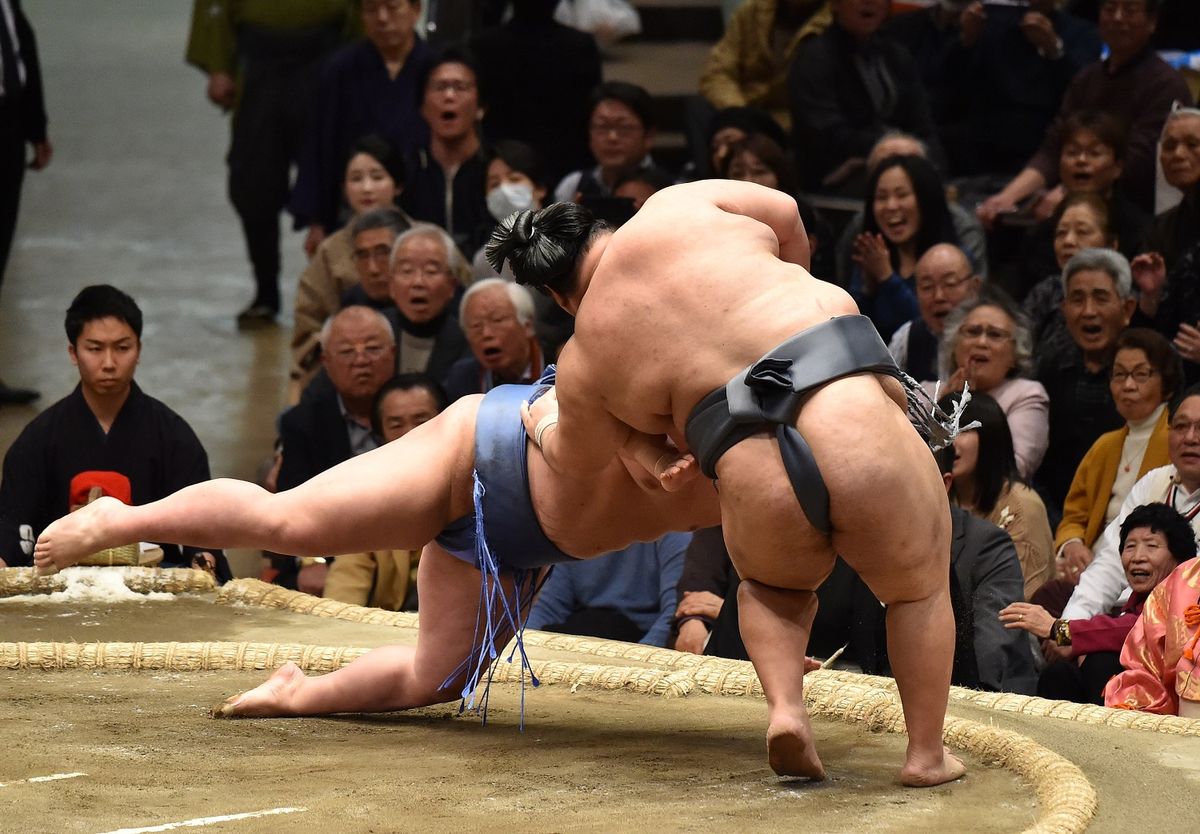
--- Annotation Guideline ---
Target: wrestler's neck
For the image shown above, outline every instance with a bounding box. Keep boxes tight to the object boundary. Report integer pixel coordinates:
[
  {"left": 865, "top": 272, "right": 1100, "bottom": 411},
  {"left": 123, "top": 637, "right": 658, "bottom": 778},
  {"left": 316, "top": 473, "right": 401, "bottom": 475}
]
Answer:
[{"left": 554, "top": 232, "right": 612, "bottom": 316}]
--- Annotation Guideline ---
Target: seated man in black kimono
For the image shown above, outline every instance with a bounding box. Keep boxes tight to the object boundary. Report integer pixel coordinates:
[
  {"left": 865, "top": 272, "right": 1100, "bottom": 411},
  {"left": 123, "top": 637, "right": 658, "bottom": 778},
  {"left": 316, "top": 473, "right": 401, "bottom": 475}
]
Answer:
[{"left": 0, "top": 285, "right": 229, "bottom": 580}]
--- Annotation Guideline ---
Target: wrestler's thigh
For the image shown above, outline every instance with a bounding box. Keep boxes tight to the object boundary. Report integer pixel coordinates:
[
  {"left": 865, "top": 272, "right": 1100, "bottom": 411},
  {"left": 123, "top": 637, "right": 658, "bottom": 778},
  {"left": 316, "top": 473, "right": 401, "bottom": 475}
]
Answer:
[
  {"left": 277, "top": 396, "right": 481, "bottom": 551},
  {"left": 799, "top": 381, "right": 952, "bottom": 604},
  {"left": 716, "top": 433, "right": 837, "bottom": 591}
]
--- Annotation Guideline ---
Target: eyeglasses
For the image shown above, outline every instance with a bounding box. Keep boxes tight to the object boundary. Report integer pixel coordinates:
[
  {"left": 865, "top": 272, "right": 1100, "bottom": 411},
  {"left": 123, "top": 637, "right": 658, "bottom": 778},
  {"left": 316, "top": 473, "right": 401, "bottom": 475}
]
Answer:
[
  {"left": 590, "top": 121, "right": 642, "bottom": 138},
  {"left": 466, "top": 313, "right": 517, "bottom": 336},
  {"left": 331, "top": 343, "right": 389, "bottom": 364},
  {"left": 1111, "top": 367, "right": 1157, "bottom": 384},
  {"left": 394, "top": 261, "right": 448, "bottom": 281},
  {"left": 916, "top": 275, "right": 971, "bottom": 295},
  {"left": 353, "top": 244, "right": 392, "bottom": 264},
  {"left": 959, "top": 324, "right": 1013, "bottom": 344},
  {"left": 1169, "top": 419, "right": 1200, "bottom": 437},
  {"left": 428, "top": 79, "right": 475, "bottom": 95}
]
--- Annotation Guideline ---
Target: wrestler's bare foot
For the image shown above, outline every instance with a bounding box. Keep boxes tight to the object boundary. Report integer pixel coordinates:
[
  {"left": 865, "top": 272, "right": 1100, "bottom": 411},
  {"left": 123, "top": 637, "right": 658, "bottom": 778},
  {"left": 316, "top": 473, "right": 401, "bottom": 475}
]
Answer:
[
  {"left": 767, "top": 715, "right": 825, "bottom": 780},
  {"left": 656, "top": 453, "right": 700, "bottom": 492},
  {"left": 899, "top": 746, "right": 966, "bottom": 787},
  {"left": 33, "top": 496, "right": 126, "bottom": 575},
  {"left": 212, "top": 662, "right": 306, "bottom": 719}
]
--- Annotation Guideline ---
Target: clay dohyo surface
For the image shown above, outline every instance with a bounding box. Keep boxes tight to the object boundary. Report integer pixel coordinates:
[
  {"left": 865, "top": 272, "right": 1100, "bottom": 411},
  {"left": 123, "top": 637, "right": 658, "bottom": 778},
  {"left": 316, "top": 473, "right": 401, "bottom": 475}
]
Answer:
[
  {"left": 2, "top": 598, "right": 1036, "bottom": 834},
  {"left": 4, "top": 596, "right": 1198, "bottom": 833}
]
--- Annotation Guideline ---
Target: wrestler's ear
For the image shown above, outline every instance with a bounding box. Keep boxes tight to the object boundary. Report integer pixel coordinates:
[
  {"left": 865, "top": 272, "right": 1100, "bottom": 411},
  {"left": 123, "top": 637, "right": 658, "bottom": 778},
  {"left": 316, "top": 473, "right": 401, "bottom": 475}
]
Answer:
[{"left": 546, "top": 287, "right": 574, "bottom": 315}]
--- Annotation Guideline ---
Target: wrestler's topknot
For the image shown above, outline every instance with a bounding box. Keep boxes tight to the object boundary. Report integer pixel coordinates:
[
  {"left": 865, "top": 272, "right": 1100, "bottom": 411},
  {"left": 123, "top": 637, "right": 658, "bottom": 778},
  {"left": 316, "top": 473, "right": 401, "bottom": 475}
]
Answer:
[{"left": 485, "top": 202, "right": 607, "bottom": 297}]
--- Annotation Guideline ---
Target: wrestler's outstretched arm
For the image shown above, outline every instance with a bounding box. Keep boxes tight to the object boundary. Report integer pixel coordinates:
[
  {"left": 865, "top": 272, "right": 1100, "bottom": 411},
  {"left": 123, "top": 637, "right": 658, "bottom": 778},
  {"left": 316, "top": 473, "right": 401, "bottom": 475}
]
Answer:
[{"left": 33, "top": 397, "right": 481, "bottom": 574}]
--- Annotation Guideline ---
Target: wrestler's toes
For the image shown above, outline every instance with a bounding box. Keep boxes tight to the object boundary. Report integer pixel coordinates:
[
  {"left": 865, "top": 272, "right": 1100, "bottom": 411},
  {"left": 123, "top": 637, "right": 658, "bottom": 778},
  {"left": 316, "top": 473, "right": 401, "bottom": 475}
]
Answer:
[{"left": 211, "top": 693, "right": 246, "bottom": 720}]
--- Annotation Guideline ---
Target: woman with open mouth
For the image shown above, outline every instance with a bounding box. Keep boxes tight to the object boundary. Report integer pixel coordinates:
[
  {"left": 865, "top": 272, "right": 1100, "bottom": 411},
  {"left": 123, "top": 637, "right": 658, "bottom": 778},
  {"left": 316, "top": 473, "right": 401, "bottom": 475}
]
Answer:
[
  {"left": 934, "top": 291, "right": 1049, "bottom": 479},
  {"left": 1001, "top": 501, "right": 1193, "bottom": 707},
  {"left": 848, "top": 155, "right": 964, "bottom": 342}
]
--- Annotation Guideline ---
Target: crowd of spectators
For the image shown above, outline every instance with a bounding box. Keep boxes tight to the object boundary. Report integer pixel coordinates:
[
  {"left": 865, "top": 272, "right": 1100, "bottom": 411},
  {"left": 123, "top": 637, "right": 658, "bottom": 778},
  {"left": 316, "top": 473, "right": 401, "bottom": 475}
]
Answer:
[{"left": 2, "top": 0, "right": 1199, "bottom": 714}]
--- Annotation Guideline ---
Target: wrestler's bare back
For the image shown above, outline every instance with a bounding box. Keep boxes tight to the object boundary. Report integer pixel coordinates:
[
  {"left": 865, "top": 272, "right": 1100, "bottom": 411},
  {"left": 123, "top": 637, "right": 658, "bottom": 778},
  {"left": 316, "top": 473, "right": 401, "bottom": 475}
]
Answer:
[{"left": 565, "top": 180, "right": 874, "bottom": 438}]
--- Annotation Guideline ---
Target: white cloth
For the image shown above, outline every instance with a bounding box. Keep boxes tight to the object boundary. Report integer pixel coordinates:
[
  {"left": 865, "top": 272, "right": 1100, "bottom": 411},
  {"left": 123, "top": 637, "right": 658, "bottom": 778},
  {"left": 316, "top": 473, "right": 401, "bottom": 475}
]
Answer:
[
  {"left": 398, "top": 331, "right": 435, "bottom": 376},
  {"left": 1062, "top": 465, "right": 1200, "bottom": 619},
  {"left": 1105, "top": 403, "right": 1166, "bottom": 524}
]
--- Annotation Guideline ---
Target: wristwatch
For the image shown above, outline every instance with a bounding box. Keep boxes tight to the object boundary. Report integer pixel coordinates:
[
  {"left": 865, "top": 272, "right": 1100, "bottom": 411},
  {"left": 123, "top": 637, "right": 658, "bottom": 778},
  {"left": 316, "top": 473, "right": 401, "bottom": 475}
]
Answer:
[{"left": 1052, "top": 619, "right": 1072, "bottom": 647}]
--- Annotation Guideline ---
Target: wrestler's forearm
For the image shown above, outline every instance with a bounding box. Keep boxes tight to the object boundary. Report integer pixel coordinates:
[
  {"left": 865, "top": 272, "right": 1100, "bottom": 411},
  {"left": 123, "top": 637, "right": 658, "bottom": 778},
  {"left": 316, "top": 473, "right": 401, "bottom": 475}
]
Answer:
[{"left": 540, "top": 418, "right": 627, "bottom": 476}]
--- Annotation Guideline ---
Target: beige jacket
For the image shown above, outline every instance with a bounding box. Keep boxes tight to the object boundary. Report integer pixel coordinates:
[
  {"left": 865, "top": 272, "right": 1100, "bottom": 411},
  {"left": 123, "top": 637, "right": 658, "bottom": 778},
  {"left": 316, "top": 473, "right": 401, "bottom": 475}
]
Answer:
[
  {"left": 290, "top": 227, "right": 358, "bottom": 389},
  {"left": 699, "top": 0, "right": 831, "bottom": 132},
  {"left": 985, "top": 482, "right": 1055, "bottom": 601},
  {"left": 323, "top": 549, "right": 420, "bottom": 612}
]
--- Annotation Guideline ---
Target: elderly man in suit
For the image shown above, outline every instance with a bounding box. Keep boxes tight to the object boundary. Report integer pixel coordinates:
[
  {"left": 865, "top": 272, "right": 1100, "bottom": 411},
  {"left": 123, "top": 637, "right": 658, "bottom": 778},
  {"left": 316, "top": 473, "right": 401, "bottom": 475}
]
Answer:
[{"left": 274, "top": 305, "right": 396, "bottom": 592}]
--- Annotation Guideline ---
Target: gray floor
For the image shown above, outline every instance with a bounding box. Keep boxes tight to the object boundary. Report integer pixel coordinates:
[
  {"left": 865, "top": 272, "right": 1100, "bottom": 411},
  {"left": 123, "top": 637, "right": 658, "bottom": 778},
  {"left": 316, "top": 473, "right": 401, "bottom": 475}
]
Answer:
[
  {"left": 0, "top": 1, "right": 709, "bottom": 575},
  {"left": 1, "top": 0, "right": 303, "bottom": 476}
]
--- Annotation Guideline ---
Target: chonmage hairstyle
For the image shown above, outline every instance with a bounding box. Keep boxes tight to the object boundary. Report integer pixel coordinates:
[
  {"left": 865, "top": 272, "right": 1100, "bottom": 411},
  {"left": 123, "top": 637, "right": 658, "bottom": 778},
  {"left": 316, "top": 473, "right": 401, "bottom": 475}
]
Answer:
[
  {"left": 65, "top": 285, "right": 143, "bottom": 344},
  {"left": 484, "top": 202, "right": 609, "bottom": 296}
]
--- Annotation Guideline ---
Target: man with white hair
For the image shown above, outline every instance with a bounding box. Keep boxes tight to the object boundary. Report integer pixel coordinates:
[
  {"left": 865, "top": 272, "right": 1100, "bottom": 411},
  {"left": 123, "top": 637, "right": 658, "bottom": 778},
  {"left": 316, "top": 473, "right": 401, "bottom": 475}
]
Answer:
[
  {"left": 385, "top": 224, "right": 470, "bottom": 383},
  {"left": 274, "top": 305, "right": 397, "bottom": 592},
  {"left": 443, "top": 278, "right": 545, "bottom": 401}
]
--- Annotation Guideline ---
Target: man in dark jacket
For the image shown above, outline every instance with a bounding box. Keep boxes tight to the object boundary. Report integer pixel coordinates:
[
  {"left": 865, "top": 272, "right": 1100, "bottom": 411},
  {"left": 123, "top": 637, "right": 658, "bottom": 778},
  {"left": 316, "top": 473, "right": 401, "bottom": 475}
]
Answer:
[
  {"left": 787, "top": 0, "right": 945, "bottom": 191},
  {"left": 274, "top": 305, "right": 396, "bottom": 591}
]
